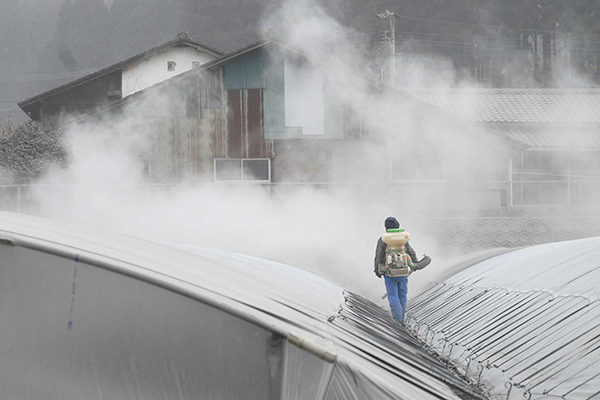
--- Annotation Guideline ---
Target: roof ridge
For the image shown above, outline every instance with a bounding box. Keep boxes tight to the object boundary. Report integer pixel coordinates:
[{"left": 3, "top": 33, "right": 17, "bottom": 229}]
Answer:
[
  {"left": 19, "top": 34, "right": 225, "bottom": 111},
  {"left": 407, "top": 87, "right": 600, "bottom": 122}
]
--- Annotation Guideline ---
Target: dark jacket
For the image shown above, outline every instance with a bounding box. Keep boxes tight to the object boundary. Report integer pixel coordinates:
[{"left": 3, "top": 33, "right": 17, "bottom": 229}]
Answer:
[{"left": 374, "top": 237, "right": 418, "bottom": 278}]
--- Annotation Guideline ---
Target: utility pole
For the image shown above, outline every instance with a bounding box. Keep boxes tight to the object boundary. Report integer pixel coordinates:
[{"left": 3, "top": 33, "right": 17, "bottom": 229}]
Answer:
[{"left": 377, "top": 10, "right": 398, "bottom": 87}]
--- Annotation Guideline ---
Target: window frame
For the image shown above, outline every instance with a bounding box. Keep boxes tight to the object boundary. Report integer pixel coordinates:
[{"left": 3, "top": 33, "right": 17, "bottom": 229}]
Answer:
[{"left": 214, "top": 158, "right": 271, "bottom": 183}]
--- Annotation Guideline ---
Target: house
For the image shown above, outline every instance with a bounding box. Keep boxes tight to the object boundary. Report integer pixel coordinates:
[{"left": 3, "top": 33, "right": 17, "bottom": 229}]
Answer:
[
  {"left": 20, "top": 36, "right": 600, "bottom": 251},
  {"left": 408, "top": 89, "right": 600, "bottom": 207},
  {"left": 99, "top": 39, "right": 528, "bottom": 210},
  {"left": 18, "top": 36, "right": 526, "bottom": 212},
  {"left": 18, "top": 33, "right": 224, "bottom": 129}
]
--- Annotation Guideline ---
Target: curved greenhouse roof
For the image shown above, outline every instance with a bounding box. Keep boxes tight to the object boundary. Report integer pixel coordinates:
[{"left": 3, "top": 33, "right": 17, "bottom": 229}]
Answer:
[
  {"left": 408, "top": 237, "right": 600, "bottom": 400},
  {"left": 0, "top": 211, "right": 484, "bottom": 400}
]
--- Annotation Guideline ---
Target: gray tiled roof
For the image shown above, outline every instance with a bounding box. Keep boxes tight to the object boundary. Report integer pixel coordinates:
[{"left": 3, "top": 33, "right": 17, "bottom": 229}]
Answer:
[
  {"left": 407, "top": 88, "right": 600, "bottom": 123},
  {"left": 501, "top": 129, "right": 600, "bottom": 148}
]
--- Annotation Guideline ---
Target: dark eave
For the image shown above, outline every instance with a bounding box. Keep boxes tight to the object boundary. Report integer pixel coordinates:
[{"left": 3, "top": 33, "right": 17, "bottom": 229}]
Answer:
[
  {"left": 18, "top": 36, "right": 224, "bottom": 116},
  {"left": 201, "top": 39, "right": 271, "bottom": 70}
]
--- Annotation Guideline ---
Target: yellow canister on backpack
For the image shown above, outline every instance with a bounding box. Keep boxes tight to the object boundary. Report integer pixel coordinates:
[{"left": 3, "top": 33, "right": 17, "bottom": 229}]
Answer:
[{"left": 382, "top": 229, "right": 410, "bottom": 250}]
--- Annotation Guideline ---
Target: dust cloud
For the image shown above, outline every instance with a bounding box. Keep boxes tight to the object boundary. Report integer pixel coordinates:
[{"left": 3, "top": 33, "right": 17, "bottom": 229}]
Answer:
[{"left": 17, "top": 0, "right": 595, "bottom": 307}]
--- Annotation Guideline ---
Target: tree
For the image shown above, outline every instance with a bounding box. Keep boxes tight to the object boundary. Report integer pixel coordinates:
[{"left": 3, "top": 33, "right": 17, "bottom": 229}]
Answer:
[
  {"left": 562, "top": 1, "right": 600, "bottom": 82},
  {"left": 37, "top": 0, "right": 79, "bottom": 74},
  {"left": 0, "top": 120, "right": 67, "bottom": 183},
  {"left": 0, "top": 0, "right": 28, "bottom": 106},
  {"left": 0, "top": 0, "right": 27, "bottom": 72},
  {"left": 69, "top": 0, "right": 114, "bottom": 67},
  {"left": 178, "top": 0, "right": 264, "bottom": 51},
  {"left": 38, "top": 0, "right": 114, "bottom": 75},
  {"left": 111, "top": 0, "right": 183, "bottom": 59}
]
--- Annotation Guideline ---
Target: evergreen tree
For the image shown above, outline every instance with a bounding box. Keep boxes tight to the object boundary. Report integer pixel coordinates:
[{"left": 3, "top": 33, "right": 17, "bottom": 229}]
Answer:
[
  {"left": 0, "top": 120, "right": 67, "bottom": 184},
  {"left": 69, "top": 0, "right": 115, "bottom": 67},
  {"left": 563, "top": 1, "right": 600, "bottom": 81},
  {"left": 0, "top": 0, "right": 27, "bottom": 73},
  {"left": 111, "top": 0, "right": 183, "bottom": 59},
  {"left": 178, "top": 0, "right": 263, "bottom": 51},
  {"left": 21, "top": 0, "right": 63, "bottom": 75},
  {"left": 7, "top": 0, "right": 600, "bottom": 96},
  {"left": 0, "top": 0, "right": 27, "bottom": 99},
  {"left": 38, "top": 0, "right": 81, "bottom": 74},
  {"left": 38, "top": 0, "right": 114, "bottom": 75},
  {"left": 108, "top": 0, "right": 140, "bottom": 59}
]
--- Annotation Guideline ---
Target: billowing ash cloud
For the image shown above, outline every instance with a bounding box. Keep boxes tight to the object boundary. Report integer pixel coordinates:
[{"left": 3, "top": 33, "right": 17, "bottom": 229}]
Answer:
[{"left": 20, "top": 0, "right": 598, "bottom": 304}]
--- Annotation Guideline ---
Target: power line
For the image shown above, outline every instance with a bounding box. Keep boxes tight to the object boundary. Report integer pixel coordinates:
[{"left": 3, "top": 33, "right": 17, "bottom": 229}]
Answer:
[
  {"left": 396, "top": 28, "right": 600, "bottom": 48},
  {"left": 398, "top": 36, "right": 600, "bottom": 56},
  {"left": 399, "top": 38, "right": 525, "bottom": 51},
  {"left": 398, "top": 14, "right": 600, "bottom": 41},
  {"left": 344, "top": 24, "right": 600, "bottom": 51}
]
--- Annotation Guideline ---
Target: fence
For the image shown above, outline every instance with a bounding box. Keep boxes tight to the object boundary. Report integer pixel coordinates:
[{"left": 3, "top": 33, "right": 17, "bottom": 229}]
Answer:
[{"left": 414, "top": 216, "right": 600, "bottom": 253}]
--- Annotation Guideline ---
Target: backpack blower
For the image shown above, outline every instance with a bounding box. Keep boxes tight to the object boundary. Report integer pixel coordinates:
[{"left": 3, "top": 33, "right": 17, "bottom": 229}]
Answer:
[{"left": 379, "top": 228, "right": 432, "bottom": 299}]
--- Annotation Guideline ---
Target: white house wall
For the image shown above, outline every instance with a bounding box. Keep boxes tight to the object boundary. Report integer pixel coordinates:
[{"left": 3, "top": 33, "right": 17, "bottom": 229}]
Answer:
[
  {"left": 284, "top": 59, "right": 325, "bottom": 135},
  {"left": 122, "top": 47, "right": 215, "bottom": 98}
]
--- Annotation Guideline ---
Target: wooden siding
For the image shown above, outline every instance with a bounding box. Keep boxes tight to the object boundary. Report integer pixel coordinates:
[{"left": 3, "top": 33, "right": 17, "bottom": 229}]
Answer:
[
  {"left": 227, "top": 90, "right": 243, "bottom": 158},
  {"left": 246, "top": 89, "right": 265, "bottom": 158},
  {"left": 147, "top": 111, "right": 226, "bottom": 183},
  {"left": 40, "top": 71, "right": 122, "bottom": 129},
  {"left": 221, "top": 46, "right": 284, "bottom": 140},
  {"left": 150, "top": 119, "right": 193, "bottom": 182},
  {"left": 140, "top": 69, "right": 272, "bottom": 182},
  {"left": 226, "top": 89, "right": 266, "bottom": 158},
  {"left": 142, "top": 70, "right": 227, "bottom": 182}
]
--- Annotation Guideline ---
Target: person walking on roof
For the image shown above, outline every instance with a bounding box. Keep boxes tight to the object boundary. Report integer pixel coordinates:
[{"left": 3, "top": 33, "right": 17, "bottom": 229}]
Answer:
[{"left": 374, "top": 217, "right": 418, "bottom": 323}]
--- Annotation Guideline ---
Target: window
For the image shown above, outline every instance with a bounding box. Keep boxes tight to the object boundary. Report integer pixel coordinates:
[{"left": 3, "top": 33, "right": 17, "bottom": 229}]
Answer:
[
  {"left": 107, "top": 71, "right": 122, "bottom": 99},
  {"left": 167, "top": 61, "right": 177, "bottom": 71},
  {"left": 214, "top": 159, "right": 270, "bottom": 182},
  {"left": 391, "top": 158, "right": 445, "bottom": 181}
]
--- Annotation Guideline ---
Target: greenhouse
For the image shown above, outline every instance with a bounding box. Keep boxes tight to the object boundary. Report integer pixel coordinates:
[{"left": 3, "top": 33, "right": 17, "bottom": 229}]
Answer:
[
  {"left": 0, "top": 211, "right": 482, "bottom": 400},
  {"left": 408, "top": 237, "right": 600, "bottom": 400}
]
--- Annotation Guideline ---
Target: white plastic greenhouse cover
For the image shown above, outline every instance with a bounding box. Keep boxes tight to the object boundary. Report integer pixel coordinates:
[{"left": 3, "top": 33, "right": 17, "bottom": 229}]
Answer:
[
  {"left": 407, "top": 236, "right": 600, "bottom": 400},
  {"left": 0, "top": 211, "right": 485, "bottom": 400}
]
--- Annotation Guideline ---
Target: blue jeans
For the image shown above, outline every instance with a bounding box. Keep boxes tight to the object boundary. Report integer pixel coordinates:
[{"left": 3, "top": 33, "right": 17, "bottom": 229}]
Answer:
[{"left": 384, "top": 275, "right": 409, "bottom": 322}]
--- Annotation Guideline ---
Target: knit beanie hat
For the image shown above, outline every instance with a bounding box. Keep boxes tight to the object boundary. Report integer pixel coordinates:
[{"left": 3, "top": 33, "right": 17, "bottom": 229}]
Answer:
[{"left": 384, "top": 217, "right": 400, "bottom": 230}]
